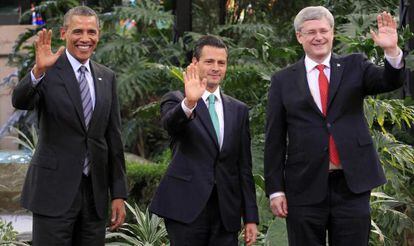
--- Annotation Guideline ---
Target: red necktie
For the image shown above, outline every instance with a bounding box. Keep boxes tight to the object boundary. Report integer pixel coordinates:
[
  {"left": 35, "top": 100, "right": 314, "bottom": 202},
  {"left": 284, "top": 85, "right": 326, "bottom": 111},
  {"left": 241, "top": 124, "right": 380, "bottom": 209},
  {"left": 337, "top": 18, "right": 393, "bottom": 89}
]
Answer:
[{"left": 316, "top": 64, "right": 340, "bottom": 166}]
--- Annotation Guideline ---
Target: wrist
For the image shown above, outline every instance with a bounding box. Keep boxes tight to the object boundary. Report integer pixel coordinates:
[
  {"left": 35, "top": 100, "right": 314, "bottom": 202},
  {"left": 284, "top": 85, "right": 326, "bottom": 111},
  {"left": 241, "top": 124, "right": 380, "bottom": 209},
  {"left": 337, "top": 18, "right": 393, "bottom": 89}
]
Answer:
[
  {"left": 384, "top": 46, "right": 400, "bottom": 57},
  {"left": 33, "top": 64, "right": 46, "bottom": 79},
  {"left": 184, "top": 98, "right": 197, "bottom": 109}
]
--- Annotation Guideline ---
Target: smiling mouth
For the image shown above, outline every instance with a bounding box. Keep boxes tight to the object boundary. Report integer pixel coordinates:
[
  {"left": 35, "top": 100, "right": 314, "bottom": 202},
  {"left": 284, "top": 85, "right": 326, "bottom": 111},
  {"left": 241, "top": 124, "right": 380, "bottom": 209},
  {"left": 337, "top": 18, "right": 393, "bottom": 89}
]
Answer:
[{"left": 76, "top": 45, "right": 93, "bottom": 51}]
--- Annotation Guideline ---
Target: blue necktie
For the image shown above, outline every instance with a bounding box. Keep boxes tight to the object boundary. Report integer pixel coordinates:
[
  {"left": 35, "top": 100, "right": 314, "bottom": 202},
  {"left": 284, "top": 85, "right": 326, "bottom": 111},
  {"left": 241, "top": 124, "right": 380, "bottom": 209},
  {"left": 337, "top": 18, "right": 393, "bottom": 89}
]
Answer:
[
  {"left": 208, "top": 94, "right": 220, "bottom": 143},
  {"left": 78, "top": 66, "right": 93, "bottom": 175}
]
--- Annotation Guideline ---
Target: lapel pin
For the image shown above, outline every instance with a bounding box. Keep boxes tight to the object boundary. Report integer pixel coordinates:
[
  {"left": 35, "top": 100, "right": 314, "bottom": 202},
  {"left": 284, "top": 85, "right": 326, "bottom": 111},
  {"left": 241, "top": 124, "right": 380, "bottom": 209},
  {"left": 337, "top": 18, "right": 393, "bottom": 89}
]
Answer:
[
  {"left": 98, "top": 77, "right": 102, "bottom": 81},
  {"left": 337, "top": 63, "right": 341, "bottom": 67}
]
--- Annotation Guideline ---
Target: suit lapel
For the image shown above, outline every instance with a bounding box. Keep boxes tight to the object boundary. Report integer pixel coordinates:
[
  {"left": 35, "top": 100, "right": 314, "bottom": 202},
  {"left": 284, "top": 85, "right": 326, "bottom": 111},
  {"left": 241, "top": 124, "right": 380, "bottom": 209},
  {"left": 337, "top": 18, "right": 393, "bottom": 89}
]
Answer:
[
  {"left": 328, "top": 54, "right": 344, "bottom": 108},
  {"left": 88, "top": 61, "right": 103, "bottom": 131},
  {"left": 195, "top": 97, "right": 220, "bottom": 150},
  {"left": 220, "top": 93, "right": 233, "bottom": 153},
  {"left": 56, "top": 53, "right": 86, "bottom": 130},
  {"left": 293, "top": 58, "right": 324, "bottom": 118}
]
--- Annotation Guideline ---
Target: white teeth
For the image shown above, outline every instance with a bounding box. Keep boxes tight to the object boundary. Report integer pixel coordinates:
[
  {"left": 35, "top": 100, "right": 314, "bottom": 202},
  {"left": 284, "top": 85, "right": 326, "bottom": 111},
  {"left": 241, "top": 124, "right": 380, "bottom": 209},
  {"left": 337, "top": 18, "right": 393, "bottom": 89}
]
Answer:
[{"left": 77, "top": 45, "right": 90, "bottom": 50}]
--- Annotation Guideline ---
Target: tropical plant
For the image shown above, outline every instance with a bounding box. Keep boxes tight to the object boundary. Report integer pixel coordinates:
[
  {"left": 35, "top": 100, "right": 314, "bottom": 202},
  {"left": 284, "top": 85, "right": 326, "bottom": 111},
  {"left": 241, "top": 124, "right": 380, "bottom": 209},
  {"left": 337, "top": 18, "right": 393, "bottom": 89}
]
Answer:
[
  {"left": 0, "top": 218, "right": 29, "bottom": 246},
  {"left": 105, "top": 202, "right": 168, "bottom": 246},
  {"left": 5, "top": 126, "right": 38, "bottom": 154}
]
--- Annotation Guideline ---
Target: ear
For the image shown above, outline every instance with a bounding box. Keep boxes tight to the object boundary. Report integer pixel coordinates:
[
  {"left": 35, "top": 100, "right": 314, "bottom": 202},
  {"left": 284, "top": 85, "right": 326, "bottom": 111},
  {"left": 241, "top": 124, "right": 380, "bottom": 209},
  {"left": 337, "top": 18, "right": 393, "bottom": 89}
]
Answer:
[
  {"left": 296, "top": 32, "right": 303, "bottom": 44},
  {"left": 192, "top": 57, "right": 198, "bottom": 64},
  {"left": 60, "top": 27, "right": 66, "bottom": 40}
]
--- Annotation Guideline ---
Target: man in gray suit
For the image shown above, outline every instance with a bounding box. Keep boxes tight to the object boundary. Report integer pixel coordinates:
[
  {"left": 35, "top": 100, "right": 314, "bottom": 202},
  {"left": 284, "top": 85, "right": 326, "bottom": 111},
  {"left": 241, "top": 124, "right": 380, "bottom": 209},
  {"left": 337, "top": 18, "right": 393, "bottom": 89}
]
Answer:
[{"left": 12, "top": 6, "right": 127, "bottom": 246}]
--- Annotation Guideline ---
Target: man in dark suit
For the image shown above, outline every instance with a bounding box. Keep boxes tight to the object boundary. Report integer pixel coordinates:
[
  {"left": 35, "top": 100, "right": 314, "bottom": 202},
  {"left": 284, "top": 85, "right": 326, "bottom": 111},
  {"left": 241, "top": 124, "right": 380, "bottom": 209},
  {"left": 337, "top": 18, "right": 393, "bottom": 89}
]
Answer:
[
  {"left": 12, "top": 6, "right": 127, "bottom": 246},
  {"left": 150, "top": 35, "right": 259, "bottom": 246},
  {"left": 264, "top": 6, "right": 404, "bottom": 245}
]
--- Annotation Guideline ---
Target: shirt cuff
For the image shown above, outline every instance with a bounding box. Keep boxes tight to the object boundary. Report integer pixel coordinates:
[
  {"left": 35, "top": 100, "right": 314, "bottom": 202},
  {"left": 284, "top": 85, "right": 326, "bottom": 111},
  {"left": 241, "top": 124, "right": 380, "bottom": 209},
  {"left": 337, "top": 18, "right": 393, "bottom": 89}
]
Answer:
[
  {"left": 30, "top": 69, "right": 45, "bottom": 85},
  {"left": 181, "top": 98, "right": 196, "bottom": 118},
  {"left": 385, "top": 47, "right": 404, "bottom": 69},
  {"left": 269, "top": 191, "right": 285, "bottom": 200}
]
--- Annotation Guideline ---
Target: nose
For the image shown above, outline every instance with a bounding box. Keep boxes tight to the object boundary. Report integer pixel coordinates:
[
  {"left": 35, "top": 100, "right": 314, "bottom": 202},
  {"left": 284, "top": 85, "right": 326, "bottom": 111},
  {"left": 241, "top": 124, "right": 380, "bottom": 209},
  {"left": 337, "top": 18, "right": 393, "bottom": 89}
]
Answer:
[{"left": 212, "top": 62, "right": 219, "bottom": 71}]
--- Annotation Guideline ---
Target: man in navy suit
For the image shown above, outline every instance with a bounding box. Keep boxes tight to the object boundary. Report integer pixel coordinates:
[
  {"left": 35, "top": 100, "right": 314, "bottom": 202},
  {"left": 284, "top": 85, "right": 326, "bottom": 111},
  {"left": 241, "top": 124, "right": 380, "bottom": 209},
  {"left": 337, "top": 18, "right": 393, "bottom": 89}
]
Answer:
[
  {"left": 12, "top": 6, "right": 127, "bottom": 245},
  {"left": 150, "top": 35, "right": 259, "bottom": 245},
  {"left": 264, "top": 6, "right": 404, "bottom": 245}
]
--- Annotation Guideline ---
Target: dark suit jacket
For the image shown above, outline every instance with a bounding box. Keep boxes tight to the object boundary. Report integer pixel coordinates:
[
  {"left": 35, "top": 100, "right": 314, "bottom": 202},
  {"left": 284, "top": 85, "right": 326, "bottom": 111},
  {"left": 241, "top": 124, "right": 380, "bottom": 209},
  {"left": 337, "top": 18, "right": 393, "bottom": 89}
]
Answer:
[
  {"left": 149, "top": 90, "right": 259, "bottom": 232},
  {"left": 264, "top": 53, "right": 404, "bottom": 206},
  {"left": 12, "top": 53, "right": 128, "bottom": 219}
]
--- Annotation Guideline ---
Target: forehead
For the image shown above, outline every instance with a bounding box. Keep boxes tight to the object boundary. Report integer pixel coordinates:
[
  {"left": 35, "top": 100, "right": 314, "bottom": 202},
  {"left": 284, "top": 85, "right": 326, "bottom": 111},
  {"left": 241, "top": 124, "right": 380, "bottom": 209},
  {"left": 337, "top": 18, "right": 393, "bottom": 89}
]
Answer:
[
  {"left": 67, "top": 15, "right": 99, "bottom": 29},
  {"left": 199, "top": 46, "right": 227, "bottom": 60},
  {"left": 301, "top": 17, "right": 331, "bottom": 30}
]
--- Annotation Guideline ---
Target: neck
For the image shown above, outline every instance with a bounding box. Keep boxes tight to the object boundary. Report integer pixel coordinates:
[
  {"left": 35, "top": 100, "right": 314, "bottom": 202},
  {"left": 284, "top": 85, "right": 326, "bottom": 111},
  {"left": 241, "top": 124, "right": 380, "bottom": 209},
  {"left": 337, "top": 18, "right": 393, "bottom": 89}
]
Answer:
[{"left": 206, "top": 84, "right": 219, "bottom": 93}]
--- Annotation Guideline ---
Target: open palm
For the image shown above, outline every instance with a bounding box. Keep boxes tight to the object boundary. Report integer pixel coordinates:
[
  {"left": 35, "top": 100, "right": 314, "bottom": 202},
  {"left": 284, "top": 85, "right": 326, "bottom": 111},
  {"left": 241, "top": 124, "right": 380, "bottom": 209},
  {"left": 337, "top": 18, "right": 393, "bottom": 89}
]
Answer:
[
  {"left": 34, "top": 29, "right": 64, "bottom": 77},
  {"left": 371, "top": 12, "right": 398, "bottom": 53}
]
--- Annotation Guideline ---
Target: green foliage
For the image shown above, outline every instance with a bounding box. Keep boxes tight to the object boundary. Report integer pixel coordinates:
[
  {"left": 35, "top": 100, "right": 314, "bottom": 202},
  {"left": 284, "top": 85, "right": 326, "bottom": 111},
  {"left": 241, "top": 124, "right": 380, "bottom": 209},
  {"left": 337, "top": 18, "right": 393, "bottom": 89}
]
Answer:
[
  {"left": 6, "top": 126, "right": 38, "bottom": 154},
  {"left": 0, "top": 219, "right": 17, "bottom": 242},
  {"left": 105, "top": 202, "right": 168, "bottom": 246},
  {"left": 126, "top": 161, "right": 167, "bottom": 208}
]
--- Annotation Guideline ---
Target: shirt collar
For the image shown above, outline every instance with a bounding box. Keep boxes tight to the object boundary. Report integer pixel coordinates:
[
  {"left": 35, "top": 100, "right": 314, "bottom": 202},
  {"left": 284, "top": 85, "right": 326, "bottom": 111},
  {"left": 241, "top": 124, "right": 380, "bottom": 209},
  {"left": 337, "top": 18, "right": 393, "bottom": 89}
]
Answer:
[
  {"left": 304, "top": 53, "right": 331, "bottom": 73},
  {"left": 66, "top": 49, "right": 91, "bottom": 73},
  {"left": 202, "top": 87, "right": 222, "bottom": 104}
]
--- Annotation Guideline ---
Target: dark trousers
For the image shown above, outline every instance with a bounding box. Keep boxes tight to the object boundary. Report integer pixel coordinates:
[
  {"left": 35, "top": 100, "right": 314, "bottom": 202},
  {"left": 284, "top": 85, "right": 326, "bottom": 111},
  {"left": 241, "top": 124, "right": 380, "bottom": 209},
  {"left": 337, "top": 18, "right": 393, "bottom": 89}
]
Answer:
[
  {"left": 164, "top": 186, "right": 238, "bottom": 246},
  {"left": 286, "top": 170, "right": 371, "bottom": 246},
  {"left": 32, "top": 175, "right": 106, "bottom": 246}
]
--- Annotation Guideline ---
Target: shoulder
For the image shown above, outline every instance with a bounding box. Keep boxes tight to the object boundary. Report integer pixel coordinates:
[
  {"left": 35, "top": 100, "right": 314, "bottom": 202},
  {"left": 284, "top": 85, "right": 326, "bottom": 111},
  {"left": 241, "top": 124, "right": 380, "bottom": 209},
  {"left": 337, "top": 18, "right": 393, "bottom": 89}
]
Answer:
[
  {"left": 161, "top": 90, "right": 184, "bottom": 103},
  {"left": 333, "top": 53, "right": 366, "bottom": 64},
  {"left": 222, "top": 94, "right": 248, "bottom": 112},
  {"left": 91, "top": 60, "right": 115, "bottom": 77},
  {"left": 271, "top": 60, "right": 302, "bottom": 83}
]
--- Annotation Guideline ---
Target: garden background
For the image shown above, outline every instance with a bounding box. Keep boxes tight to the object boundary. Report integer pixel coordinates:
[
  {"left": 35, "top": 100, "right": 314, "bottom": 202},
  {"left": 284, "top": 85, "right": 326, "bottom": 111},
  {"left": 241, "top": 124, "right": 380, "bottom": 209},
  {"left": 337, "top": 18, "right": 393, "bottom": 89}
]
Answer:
[{"left": 1, "top": 0, "right": 414, "bottom": 245}]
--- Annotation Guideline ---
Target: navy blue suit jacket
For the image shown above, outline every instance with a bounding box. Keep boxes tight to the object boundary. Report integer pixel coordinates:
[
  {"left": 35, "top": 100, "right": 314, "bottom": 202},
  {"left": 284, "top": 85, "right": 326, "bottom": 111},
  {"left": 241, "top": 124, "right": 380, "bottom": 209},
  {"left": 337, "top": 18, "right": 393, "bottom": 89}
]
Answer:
[
  {"left": 150, "top": 90, "right": 259, "bottom": 232},
  {"left": 264, "top": 53, "right": 404, "bottom": 206}
]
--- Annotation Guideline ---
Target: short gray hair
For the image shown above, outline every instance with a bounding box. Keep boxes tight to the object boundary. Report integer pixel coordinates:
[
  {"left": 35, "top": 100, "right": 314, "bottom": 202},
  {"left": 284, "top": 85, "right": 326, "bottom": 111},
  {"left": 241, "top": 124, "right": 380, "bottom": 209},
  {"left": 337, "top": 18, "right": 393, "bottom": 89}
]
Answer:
[
  {"left": 63, "top": 6, "right": 99, "bottom": 29},
  {"left": 293, "top": 6, "right": 334, "bottom": 32}
]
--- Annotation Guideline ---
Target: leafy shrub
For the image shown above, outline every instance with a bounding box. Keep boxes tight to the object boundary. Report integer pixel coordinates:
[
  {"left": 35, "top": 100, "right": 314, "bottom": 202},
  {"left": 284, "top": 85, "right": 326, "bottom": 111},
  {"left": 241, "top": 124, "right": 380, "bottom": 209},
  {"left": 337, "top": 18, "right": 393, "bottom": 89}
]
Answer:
[{"left": 126, "top": 161, "right": 167, "bottom": 208}]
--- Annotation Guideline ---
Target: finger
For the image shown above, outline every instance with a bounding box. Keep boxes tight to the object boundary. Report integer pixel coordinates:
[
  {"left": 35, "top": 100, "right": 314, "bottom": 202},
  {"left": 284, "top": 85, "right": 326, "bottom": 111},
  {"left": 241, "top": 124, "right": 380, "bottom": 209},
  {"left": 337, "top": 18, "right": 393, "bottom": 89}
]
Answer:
[
  {"left": 282, "top": 198, "right": 288, "bottom": 215},
  {"left": 377, "top": 14, "right": 383, "bottom": 29},
  {"left": 37, "top": 30, "right": 43, "bottom": 45},
  {"left": 42, "top": 28, "right": 47, "bottom": 45},
  {"left": 192, "top": 65, "right": 198, "bottom": 81},
  {"left": 275, "top": 202, "right": 284, "bottom": 217},
  {"left": 382, "top": 11, "right": 388, "bottom": 26},
  {"left": 34, "top": 37, "right": 39, "bottom": 52},
  {"left": 46, "top": 29, "right": 52, "bottom": 45},
  {"left": 200, "top": 78, "right": 207, "bottom": 89}
]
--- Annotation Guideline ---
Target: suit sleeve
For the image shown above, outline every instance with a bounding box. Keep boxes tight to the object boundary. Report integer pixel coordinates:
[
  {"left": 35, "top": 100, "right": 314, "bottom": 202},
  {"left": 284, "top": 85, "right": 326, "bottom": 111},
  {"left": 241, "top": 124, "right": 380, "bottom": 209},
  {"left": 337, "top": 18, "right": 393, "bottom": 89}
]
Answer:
[
  {"left": 239, "top": 106, "right": 259, "bottom": 224},
  {"left": 361, "top": 55, "right": 405, "bottom": 95},
  {"left": 160, "top": 91, "right": 193, "bottom": 136},
  {"left": 264, "top": 75, "right": 287, "bottom": 196},
  {"left": 12, "top": 72, "right": 42, "bottom": 110},
  {"left": 106, "top": 72, "right": 128, "bottom": 200}
]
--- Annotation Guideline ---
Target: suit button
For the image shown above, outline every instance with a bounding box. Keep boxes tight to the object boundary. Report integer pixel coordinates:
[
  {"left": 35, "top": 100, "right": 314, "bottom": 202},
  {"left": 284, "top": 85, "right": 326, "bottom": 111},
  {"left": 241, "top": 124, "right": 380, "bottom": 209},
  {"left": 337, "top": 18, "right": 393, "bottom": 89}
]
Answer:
[
  {"left": 323, "top": 147, "right": 328, "bottom": 152},
  {"left": 327, "top": 123, "right": 331, "bottom": 128}
]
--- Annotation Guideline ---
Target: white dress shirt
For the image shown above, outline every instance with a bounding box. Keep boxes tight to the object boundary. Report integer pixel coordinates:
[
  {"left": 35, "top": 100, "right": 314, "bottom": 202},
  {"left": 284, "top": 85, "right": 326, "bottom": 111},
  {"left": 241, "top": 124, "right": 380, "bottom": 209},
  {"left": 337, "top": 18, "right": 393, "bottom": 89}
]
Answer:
[
  {"left": 181, "top": 87, "right": 224, "bottom": 148},
  {"left": 270, "top": 49, "right": 404, "bottom": 201},
  {"left": 31, "top": 49, "right": 96, "bottom": 109}
]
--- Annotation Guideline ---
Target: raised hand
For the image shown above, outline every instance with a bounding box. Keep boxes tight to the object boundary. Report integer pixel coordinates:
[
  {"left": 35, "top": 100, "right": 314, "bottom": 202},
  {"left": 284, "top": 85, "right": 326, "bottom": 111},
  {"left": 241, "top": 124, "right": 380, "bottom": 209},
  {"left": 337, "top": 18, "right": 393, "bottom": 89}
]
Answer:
[
  {"left": 33, "top": 29, "right": 65, "bottom": 78},
  {"left": 183, "top": 62, "right": 207, "bottom": 108},
  {"left": 370, "top": 12, "right": 399, "bottom": 56}
]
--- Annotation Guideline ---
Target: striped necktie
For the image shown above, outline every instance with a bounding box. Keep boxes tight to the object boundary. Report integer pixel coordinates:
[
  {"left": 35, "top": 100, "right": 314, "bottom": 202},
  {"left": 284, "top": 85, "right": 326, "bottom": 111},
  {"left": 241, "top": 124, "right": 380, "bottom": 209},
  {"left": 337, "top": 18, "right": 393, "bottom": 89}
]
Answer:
[{"left": 78, "top": 65, "right": 93, "bottom": 175}]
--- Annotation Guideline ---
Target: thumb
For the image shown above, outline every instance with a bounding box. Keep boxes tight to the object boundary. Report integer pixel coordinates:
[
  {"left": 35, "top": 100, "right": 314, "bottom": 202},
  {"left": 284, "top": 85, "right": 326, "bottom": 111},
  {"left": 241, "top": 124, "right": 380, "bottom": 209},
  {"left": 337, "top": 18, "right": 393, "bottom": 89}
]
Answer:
[
  {"left": 55, "top": 46, "right": 65, "bottom": 57},
  {"left": 111, "top": 207, "right": 117, "bottom": 222},
  {"left": 201, "top": 78, "right": 207, "bottom": 88},
  {"left": 370, "top": 29, "right": 378, "bottom": 44}
]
